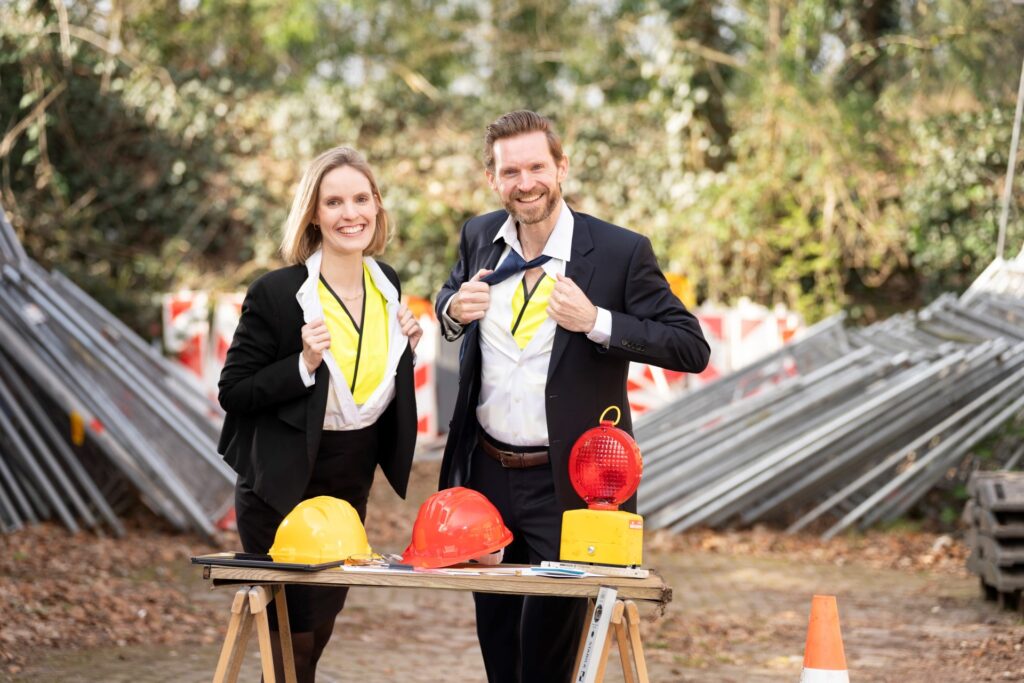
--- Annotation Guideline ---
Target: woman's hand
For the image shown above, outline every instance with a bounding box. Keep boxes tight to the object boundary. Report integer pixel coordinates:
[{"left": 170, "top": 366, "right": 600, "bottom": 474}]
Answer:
[
  {"left": 301, "top": 319, "right": 331, "bottom": 375},
  {"left": 398, "top": 304, "right": 423, "bottom": 352}
]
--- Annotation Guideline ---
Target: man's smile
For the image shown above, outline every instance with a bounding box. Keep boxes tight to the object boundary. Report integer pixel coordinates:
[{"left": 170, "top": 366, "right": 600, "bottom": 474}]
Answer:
[{"left": 514, "top": 192, "right": 544, "bottom": 204}]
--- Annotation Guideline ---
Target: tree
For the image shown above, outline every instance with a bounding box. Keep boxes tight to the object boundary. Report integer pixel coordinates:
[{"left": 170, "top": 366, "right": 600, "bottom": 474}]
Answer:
[{"left": 1, "top": 0, "right": 1022, "bottom": 332}]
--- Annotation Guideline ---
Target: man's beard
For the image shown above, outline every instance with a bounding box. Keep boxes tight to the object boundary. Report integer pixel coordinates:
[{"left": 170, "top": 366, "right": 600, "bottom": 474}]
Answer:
[{"left": 505, "top": 186, "right": 560, "bottom": 226}]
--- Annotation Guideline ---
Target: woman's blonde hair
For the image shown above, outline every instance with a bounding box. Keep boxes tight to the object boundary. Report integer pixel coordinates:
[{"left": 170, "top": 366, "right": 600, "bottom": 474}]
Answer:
[{"left": 280, "top": 146, "right": 390, "bottom": 265}]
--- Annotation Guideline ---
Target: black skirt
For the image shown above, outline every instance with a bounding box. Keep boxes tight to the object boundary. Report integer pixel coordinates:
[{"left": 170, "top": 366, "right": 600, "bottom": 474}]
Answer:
[{"left": 235, "top": 424, "right": 379, "bottom": 632}]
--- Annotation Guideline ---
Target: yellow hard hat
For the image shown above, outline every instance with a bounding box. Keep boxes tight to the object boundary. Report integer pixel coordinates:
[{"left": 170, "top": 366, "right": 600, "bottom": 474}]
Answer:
[{"left": 269, "top": 496, "right": 372, "bottom": 564}]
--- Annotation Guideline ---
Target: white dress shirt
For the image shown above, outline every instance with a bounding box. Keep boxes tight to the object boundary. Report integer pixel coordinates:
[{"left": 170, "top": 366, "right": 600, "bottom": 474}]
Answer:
[
  {"left": 296, "top": 249, "right": 408, "bottom": 430},
  {"left": 443, "top": 201, "right": 612, "bottom": 446}
]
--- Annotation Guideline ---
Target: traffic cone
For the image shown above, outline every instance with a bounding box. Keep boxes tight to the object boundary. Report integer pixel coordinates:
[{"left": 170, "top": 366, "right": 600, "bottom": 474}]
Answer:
[{"left": 799, "top": 595, "right": 849, "bottom": 682}]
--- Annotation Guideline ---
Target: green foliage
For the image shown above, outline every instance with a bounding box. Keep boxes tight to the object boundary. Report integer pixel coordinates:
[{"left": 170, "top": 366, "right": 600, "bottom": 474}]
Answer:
[
  {"left": 903, "top": 110, "right": 1024, "bottom": 299},
  {"left": 1, "top": 0, "right": 1024, "bottom": 331},
  {"left": 938, "top": 505, "right": 959, "bottom": 527}
]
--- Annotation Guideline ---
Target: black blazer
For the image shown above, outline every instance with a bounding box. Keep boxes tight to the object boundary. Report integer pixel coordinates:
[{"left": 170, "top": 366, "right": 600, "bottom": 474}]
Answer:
[
  {"left": 435, "top": 209, "right": 710, "bottom": 512},
  {"left": 218, "top": 262, "right": 417, "bottom": 516}
]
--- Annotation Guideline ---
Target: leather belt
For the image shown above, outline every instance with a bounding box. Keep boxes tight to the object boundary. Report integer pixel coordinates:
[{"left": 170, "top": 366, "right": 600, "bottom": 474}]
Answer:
[{"left": 478, "top": 433, "right": 549, "bottom": 469}]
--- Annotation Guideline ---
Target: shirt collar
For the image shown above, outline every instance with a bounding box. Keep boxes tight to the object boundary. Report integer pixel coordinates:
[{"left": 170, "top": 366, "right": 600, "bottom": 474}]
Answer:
[
  {"left": 296, "top": 249, "right": 399, "bottom": 321},
  {"left": 361, "top": 257, "right": 399, "bottom": 303},
  {"left": 492, "top": 199, "right": 573, "bottom": 264}
]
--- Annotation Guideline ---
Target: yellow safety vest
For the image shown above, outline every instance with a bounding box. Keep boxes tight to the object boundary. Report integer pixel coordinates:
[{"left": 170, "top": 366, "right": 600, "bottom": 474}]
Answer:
[
  {"left": 318, "top": 265, "right": 389, "bottom": 405},
  {"left": 510, "top": 274, "right": 555, "bottom": 349}
]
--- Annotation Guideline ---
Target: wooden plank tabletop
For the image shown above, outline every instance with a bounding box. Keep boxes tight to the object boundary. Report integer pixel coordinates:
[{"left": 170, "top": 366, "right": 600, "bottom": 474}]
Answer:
[{"left": 201, "top": 564, "right": 672, "bottom": 604}]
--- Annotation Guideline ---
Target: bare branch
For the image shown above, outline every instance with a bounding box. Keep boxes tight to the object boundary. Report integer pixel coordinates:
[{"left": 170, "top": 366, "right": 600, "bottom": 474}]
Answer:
[
  {"left": 677, "top": 39, "right": 745, "bottom": 70},
  {"left": 0, "top": 81, "right": 67, "bottom": 159},
  {"left": 52, "top": 0, "right": 72, "bottom": 69},
  {"left": 847, "top": 27, "right": 969, "bottom": 61},
  {"left": 390, "top": 62, "right": 441, "bottom": 101},
  {"left": 22, "top": 23, "right": 180, "bottom": 93}
]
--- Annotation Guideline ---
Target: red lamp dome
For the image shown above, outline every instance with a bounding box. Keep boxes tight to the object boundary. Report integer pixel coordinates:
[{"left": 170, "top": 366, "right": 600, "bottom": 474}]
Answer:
[{"left": 568, "top": 406, "right": 643, "bottom": 510}]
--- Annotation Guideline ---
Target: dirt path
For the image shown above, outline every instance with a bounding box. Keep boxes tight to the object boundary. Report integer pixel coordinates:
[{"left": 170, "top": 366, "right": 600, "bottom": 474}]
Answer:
[{"left": 5, "top": 460, "right": 1024, "bottom": 682}]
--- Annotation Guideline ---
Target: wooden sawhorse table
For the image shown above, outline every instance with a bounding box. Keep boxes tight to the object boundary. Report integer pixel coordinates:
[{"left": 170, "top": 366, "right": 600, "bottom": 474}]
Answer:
[{"left": 199, "top": 563, "right": 672, "bottom": 683}]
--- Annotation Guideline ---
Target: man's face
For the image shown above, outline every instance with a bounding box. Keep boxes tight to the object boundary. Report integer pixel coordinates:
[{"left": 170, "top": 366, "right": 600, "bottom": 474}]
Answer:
[{"left": 487, "top": 131, "right": 568, "bottom": 226}]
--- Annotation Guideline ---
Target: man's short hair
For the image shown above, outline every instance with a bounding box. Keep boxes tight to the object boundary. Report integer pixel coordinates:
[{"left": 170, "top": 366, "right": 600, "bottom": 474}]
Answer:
[{"left": 484, "top": 110, "right": 564, "bottom": 172}]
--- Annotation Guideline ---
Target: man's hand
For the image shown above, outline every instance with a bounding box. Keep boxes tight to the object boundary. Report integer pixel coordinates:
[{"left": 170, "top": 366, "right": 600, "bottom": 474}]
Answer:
[
  {"left": 398, "top": 303, "right": 424, "bottom": 351},
  {"left": 548, "top": 273, "right": 597, "bottom": 333},
  {"left": 448, "top": 268, "right": 493, "bottom": 323},
  {"left": 301, "top": 319, "right": 331, "bottom": 375}
]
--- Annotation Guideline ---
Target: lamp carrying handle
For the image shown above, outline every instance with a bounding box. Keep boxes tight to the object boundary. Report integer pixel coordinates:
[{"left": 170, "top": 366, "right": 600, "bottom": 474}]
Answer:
[{"left": 599, "top": 405, "right": 622, "bottom": 426}]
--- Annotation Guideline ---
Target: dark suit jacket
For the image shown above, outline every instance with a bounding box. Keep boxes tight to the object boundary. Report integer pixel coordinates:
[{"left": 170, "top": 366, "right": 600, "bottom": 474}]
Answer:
[
  {"left": 435, "top": 209, "right": 710, "bottom": 513},
  {"left": 217, "top": 262, "right": 417, "bottom": 516}
]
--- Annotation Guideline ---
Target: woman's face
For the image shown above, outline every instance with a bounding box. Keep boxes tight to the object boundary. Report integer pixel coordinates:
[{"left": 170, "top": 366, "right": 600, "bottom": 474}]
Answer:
[{"left": 315, "top": 165, "right": 378, "bottom": 258}]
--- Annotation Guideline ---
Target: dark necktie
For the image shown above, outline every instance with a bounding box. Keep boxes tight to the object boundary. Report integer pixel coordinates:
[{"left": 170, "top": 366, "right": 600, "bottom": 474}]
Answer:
[{"left": 481, "top": 250, "right": 552, "bottom": 286}]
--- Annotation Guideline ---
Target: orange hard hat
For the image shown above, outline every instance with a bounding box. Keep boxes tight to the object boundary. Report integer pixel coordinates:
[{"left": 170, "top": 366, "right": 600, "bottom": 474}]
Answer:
[{"left": 401, "top": 487, "right": 513, "bottom": 568}]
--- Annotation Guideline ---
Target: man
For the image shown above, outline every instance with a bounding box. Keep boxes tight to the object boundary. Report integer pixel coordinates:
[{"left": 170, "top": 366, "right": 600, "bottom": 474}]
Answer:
[{"left": 435, "top": 110, "right": 709, "bottom": 683}]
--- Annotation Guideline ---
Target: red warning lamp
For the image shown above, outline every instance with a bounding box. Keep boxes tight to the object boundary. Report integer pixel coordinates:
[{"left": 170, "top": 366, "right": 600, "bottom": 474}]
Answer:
[
  {"left": 561, "top": 407, "right": 645, "bottom": 567},
  {"left": 568, "top": 406, "right": 643, "bottom": 510}
]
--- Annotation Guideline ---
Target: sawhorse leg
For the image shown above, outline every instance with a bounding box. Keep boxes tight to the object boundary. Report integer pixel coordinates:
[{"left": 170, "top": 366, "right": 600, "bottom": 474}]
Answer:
[
  {"left": 573, "top": 588, "right": 650, "bottom": 683},
  {"left": 614, "top": 602, "right": 647, "bottom": 683},
  {"left": 623, "top": 601, "right": 649, "bottom": 683},
  {"left": 212, "top": 588, "right": 255, "bottom": 683},
  {"left": 273, "top": 585, "right": 296, "bottom": 681},
  {"left": 211, "top": 585, "right": 298, "bottom": 683}
]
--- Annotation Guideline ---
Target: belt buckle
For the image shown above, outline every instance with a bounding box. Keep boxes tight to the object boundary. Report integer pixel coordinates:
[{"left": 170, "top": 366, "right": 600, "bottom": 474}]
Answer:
[{"left": 501, "top": 451, "right": 523, "bottom": 468}]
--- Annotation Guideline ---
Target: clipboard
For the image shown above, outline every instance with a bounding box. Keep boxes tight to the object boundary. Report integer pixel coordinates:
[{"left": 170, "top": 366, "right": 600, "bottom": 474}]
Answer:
[{"left": 190, "top": 552, "right": 345, "bottom": 571}]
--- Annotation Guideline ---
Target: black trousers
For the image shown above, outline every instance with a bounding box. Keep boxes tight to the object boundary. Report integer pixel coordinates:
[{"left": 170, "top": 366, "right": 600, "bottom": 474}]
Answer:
[
  {"left": 235, "top": 425, "right": 378, "bottom": 632},
  {"left": 468, "top": 440, "right": 588, "bottom": 683}
]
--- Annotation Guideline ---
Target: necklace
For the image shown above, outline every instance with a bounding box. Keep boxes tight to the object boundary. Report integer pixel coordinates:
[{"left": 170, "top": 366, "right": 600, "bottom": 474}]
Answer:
[
  {"left": 326, "top": 282, "right": 363, "bottom": 300},
  {"left": 320, "top": 271, "right": 364, "bottom": 304}
]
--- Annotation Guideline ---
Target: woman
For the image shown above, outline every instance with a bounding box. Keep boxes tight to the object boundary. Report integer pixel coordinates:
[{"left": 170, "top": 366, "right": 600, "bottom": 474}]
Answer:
[{"left": 217, "top": 146, "right": 421, "bottom": 682}]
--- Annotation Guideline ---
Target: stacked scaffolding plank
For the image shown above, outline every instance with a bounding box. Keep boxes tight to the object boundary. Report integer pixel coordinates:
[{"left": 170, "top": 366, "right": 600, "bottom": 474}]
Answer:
[
  {"left": 637, "top": 255, "right": 1024, "bottom": 538},
  {"left": 965, "top": 471, "right": 1024, "bottom": 611},
  {"left": 0, "top": 205, "right": 232, "bottom": 539}
]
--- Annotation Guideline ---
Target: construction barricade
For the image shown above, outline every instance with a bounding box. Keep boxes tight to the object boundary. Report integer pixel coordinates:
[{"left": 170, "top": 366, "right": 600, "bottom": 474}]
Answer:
[
  {"left": 690, "top": 298, "right": 804, "bottom": 393},
  {"left": 164, "top": 291, "right": 445, "bottom": 442},
  {"left": 163, "top": 291, "right": 804, "bottom": 430},
  {"left": 162, "top": 291, "right": 210, "bottom": 381}
]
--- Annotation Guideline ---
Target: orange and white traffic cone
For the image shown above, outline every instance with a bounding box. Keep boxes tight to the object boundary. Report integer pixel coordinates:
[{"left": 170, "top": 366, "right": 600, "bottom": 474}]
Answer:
[{"left": 799, "top": 595, "right": 849, "bottom": 682}]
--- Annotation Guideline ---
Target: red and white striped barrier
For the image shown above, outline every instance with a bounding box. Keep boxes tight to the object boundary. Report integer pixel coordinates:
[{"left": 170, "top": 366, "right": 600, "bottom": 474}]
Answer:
[
  {"left": 209, "top": 292, "right": 245, "bottom": 392},
  {"left": 692, "top": 304, "right": 729, "bottom": 389},
  {"left": 406, "top": 296, "right": 441, "bottom": 439},
  {"left": 729, "top": 298, "right": 786, "bottom": 369},
  {"left": 626, "top": 364, "right": 688, "bottom": 415},
  {"left": 170, "top": 291, "right": 446, "bottom": 439},
  {"left": 163, "top": 290, "right": 804, "bottom": 428},
  {"left": 213, "top": 293, "right": 245, "bottom": 366},
  {"left": 689, "top": 298, "right": 805, "bottom": 389},
  {"left": 162, "top": 291, "right": 209, "bottom": 380}
]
